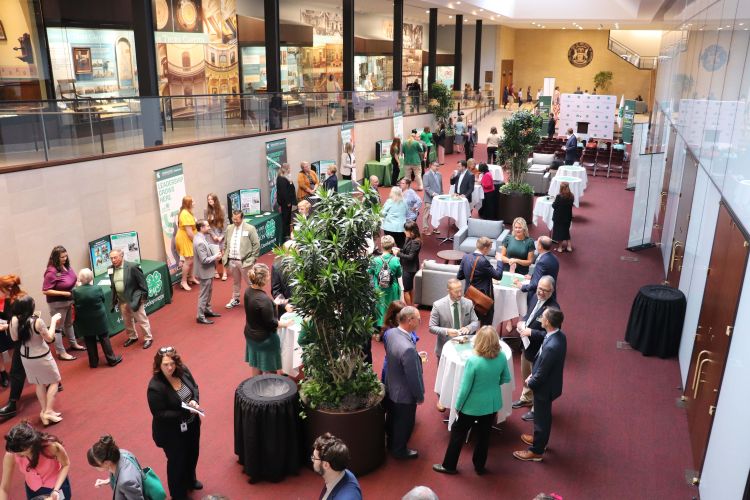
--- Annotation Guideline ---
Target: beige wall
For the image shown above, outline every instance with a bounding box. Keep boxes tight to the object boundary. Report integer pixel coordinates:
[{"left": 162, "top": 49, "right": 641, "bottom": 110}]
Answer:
[
  {"left": 512, "top": 29, "right": 653, "bottom": 102},
  {"left": 0, "top": 1, "right": 36, "bottom": 78},
  {"left": 0, "top": 113, "right": 431, "bottom": 312}
]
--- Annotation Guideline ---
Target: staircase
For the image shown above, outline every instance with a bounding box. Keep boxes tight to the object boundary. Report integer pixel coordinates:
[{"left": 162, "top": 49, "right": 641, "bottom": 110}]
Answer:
[{"left": 608, "top": 33, "right": 658, "bottom": 70}]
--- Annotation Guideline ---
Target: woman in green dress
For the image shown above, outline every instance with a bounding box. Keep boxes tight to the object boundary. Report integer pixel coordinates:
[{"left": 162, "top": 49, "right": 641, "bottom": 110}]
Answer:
[
  {"left": 369, "top": 235, "right": 403, "bottom": 330},
  {"left": 499, "top": 217, "right": 536, "bottom": 333}
]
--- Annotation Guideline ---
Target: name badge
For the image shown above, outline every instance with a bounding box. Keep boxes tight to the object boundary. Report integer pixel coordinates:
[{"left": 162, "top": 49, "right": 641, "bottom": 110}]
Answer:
[
  {"left": 242, "top": 231, "right": 249, "bottom": 237},
  {"left": 180, "top": 422, "right": 188, "bottom": 433},
  {"left": 107, "top": 268, "right": 114, "bottom": 275}
]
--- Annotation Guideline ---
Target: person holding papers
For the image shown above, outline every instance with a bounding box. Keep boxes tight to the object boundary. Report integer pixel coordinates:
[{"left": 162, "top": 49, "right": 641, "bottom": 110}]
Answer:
[
  {"left": 193, "top": 220, "right": 222, "bottom": 325},
  {"left": 147, "top": 347, "right": 203, "bottom": 500}
]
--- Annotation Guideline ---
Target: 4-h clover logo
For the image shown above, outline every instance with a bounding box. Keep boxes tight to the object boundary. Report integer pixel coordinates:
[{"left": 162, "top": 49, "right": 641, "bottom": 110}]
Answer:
[
  {"left": 146, "top": 271, "right": 163, "bottom": 298},
  {"left": 265, "top": 219, "right": 276, "bottom": 240}
]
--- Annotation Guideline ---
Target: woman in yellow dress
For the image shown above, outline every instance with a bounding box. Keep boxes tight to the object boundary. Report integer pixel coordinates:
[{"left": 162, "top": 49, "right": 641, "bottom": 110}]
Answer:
[{"left": 175, "top": 195, "right": 199, "bottom": 291}]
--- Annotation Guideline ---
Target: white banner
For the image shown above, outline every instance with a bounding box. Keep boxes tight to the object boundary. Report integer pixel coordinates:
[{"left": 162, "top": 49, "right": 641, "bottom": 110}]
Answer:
[{"left": 155, "top": 164, "right": 186, "bottom": 284}]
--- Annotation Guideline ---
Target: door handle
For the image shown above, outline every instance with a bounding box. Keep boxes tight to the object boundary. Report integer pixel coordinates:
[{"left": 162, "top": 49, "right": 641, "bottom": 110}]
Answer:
[
  {"left": 670, "top": 241, "right": 683, "bottom": 272},
  {"left": 691, "top": 350, "right": 711, "bottom": 391},
  {"left": 692, "top": 358, "right": 711, "bottom": 399}
]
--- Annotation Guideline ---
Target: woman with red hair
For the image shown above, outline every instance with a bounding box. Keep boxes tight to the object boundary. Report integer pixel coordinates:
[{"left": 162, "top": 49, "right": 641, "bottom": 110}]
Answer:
[{"left": 0, "top": 274, "right": 24, "bottom": 387}]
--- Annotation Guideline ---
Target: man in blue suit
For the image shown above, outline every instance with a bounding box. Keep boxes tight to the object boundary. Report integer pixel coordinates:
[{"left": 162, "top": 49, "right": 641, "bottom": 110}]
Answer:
[
  {"left": 562, "top": 127, "right": 578, "bottom": 165},
  {"left": 516, "top": 236, "right": 559, "bottom": 307},
  {"left": 384, "top": 306, "right": 425, "bottom": 459},
  {"left": 513, "top": 307, "right": 567, "bottom": 462}
]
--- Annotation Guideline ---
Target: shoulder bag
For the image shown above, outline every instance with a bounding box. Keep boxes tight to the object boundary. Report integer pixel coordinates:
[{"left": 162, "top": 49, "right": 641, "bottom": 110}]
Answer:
[
  {"left": 464, "top": 255, "right": 494, "bottom": 316},
  {"left": 124, "top": 453, "right": 167, "bottom": 500}
]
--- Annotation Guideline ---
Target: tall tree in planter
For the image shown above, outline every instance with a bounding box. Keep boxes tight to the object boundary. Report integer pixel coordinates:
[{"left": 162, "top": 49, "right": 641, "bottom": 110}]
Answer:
[{"left": 428, "top": 82, "right": 455, "bottom": 154}]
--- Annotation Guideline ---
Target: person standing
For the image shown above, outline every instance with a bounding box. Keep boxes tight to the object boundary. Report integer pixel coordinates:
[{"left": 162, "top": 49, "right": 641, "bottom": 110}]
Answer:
[
  {"left": 42, "top": 245, "right": 86, "bottom": 361},
  {"left": 326, "top": 74, "right": 341, "bottom": 120},
  {"left": 562, "top": 128, "right": 578, "bottom": 165},
  {"left": 477, "top": 163, "right": 497, "bottom": 220},
  {"left": 297, "top": 162, "right": 319, "bottom": 201},
  {"left": 435, "top": 123, "right": 446, "bottom": 165},
  {"left": 381, "top": 187, "right": 408, "bottom": 248},
  {"left": 175, "top": 196, "right": 199, "bottom": 291},
  {"left": 193, "top": 220, "right": 222, "bottom": 325},
  {"left": 204, "top": 193, "right": 226, "bottom": 280},
  {"left": 109, "top": 249, "right": 154, "bottom": 350},
  {"left": 421, "top": 162, "right": 443, "bottom": 235},
  {"left": 383, "top": 306, "right": 424, "bottom": 459},
  {"left": 450, "top": 160, "right": 475, "bottom": 204},
  {"left": 502, "top": 86, "right": 509, "bottom": 109},
  {"left": 402, "top": 130, "right": 424, "bottom": 191},
  {"left": 486, "top": 127, "right": 500, "bottom": 165},
  {"left": 399, "top": 178, "right": 422, "bottom": 223},
  {"left": 369, "top": 236, "right": 403, "bottom": 332},
  {"left": 147, "top": 347, "right": 203, "bottom": 499},
  {"left": 0, "top": 275, "right": 24, "bottom": 390},
  {"left": 552, "top": 183, "right": 575, "bottom": 252},
  {"left": 420, "top": 127, "right": 433, "bottom": 172},
  {"left": 390, "top": 138, "right": 402, "bottom": 186},
  {"left": 517, "top": 236, "right": 560, "bottom": 306},
  {"left": 72, "top": 269, "right": 122, "bottom": 368},
  {"left": 395, "top": 222, "right": 421, "bottom": 306},
  {"left": 341, "top": 142, "right": 355, "bottom": 180},
  {"left": 222, "top": 210, "right": 260, "bottom": 310},
  {"left": 277, "top": 163, "right": 297, "bottom": 242},
  {"left": 312, "top": 433, "right": 362, "bottom": 500},
  {"left": 464, "top": 119, "right": 478, "bottom": 161},
  {"left": 453, "top": 117, "right": 465, "bottom": 154},
  {"left": 457, "top": 237, "right": 503, "bottom": 326},
  {"left": 433, "top": 325, "right": 511, "bottom": 475},
  {"left": 547, "top": 115, "right": 556, "bottom": 139},
  {"left": 513, "top": 308, "right": 567, "bottom": 462}
]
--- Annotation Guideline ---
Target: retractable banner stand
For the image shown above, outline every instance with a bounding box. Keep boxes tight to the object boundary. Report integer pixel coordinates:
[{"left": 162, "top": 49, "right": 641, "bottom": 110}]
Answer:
[
  {"left": 341, "top": 122, "right": 355, "bottom": 152},
  {"left": 265, "top": 139, "right": 287, "bottom": 212},
  {"left": 155, "top": 164, "right": 186, "bottom": 284},
  {"left": 393, "top": 111, "right": 404, "bottom": 140},
  {"left": 621, "top": 99, "right": 637, "bottom": 144}
]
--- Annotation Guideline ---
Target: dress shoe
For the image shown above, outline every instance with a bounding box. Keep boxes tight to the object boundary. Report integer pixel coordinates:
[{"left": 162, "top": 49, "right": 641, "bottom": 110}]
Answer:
[
  {"left": 432, "top": 464, "right": 457, "bottom": 475},
  {"left": 512, "top": 399, "right": 533, "bottom": 409},
  {"left": 0, "top": 401, "right": 17, "bottom": 420},
  {"left": 143, "top": 340, "right": 153, "bottom": 349},
  {"left": 107, "top": 356, "right": 123, "bottom": 367},
  {"left": 521, "top": 434, "right": 534, "bottom": 446},
  {"left": 191, "top": 480, "right": 203, "bottom": 490},
  {"left": 474, "top": 467, "right": 487, "bottom": 475},
  {"left": 205, "top": 311, "right": 221, "bottom": 318},
  {"left": 513, "top": 450, "right": 543, "bottom": 462},
  {"left": 123, "top": 338, "right": 138, "bottom": 348},
  {"left": 521, "top": 410, "right": 535, "bottom": 422},
  {"left": 196, "top": 318, "right": 214, "bottom": 325},
  {"left": 392, "top": 449, "right": 419, "bottom": 459}
]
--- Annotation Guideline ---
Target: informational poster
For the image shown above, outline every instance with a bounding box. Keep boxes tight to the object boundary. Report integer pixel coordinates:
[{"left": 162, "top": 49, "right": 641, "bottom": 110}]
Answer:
[
  {"left": 622, "top": 99, "right": 637, "bottom": 144},
  {"left": 314, "top": 160, "right": 336, "bottom": 182},
  {"left": 241, "top": 188, "right": 261, "bottom": 215},
  {"left": 378, "top": 139, "right": 393, "bottom": 160},
  {"left": 265, "top": 139, "right": 288, "bottom": 212},
  {"left": 88, "top": 236, "right": 112, "bottom": 278},
  {"left": 393, "top": 111, "right": 404, "bottom": 140},
  {"left": 110, "top": 231, "right": 142, "bottom": 264},
  {"left": 538, "top": 96, "right": 552, "bottom": 120},
  {"left": 155, "top": 164, "right": 186, "bottom": 284}
]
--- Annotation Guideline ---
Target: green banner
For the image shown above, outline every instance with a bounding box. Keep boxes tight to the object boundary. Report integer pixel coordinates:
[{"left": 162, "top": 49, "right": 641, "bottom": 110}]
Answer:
[
  {"left": 538, "top": 96, "right": 552, "bottom": 119},
  {"left": 265, "top": 139, "right": 287, "bottom": 212},
  {"left": 245, "top": 212, "right": 283, "bottom": 256},
  {"left": 622, "top": 99, "right": 636, "bottom": 144},
  {"left": 155, "top": 164, "right": 185, "bottom": 284}
]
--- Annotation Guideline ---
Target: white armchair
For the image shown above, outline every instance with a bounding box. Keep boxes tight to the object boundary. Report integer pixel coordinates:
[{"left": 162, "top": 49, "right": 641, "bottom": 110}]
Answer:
[
  {"left": 525, "top": 153, "right": 556, "bottom": 194},
  {"left": 454, "top": 218, "right": 508, "bottom": 254}
]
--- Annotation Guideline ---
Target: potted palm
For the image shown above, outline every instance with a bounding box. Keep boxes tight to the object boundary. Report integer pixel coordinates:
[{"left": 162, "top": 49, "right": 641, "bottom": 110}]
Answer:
[
  {"left": 428, "top": 82, "right": 455, "bottom": 154},
  {"left": 276, "top": 184, "right": 385, "bottom": 475},
  {"left": 496, "top": 110, "right": 543, "bottom": 223}
]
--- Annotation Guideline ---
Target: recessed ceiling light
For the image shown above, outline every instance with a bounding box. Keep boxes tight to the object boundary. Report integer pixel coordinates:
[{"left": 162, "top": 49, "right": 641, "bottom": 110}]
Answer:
[
  {"left": 491, "top": 16, "right": 495, "bottom": 20},
  {"left": 726, "top": 25, "right": 731, "bottom": 28},
  {"left": 425, "top": 10, "right": 429, "bottom": 13},
  {"left": 562, "top": 27, "right": 566, "bottom": 30},
  {"left": 448, "top": 15, "right": 452, "bottom": 18},
  {"left": 739, "top": 23, "right": 745, "bottom": 26},
  {"left": 578, "top": 27, "right": 583, "bottom": 30},
  {"left": 456, "top": 1, "right": 461, "bottom": 4},
  {"left": 718, "top": 27, "right": 722, "bottom": 30}
]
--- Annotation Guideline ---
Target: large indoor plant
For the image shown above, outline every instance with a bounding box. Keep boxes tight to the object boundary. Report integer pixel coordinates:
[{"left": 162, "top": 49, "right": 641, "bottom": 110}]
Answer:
[
  {"left": 428, "top": 82, "right": 455, "bottom": 154},
  {"left": 593, "top": 70, "right": 613, "bottom": 93},
  {"left": 496, "top": 109, "right": 543, "bottom": 223},
  {"left": 277, "top": 184, "right": 385, "bottom": 475}
]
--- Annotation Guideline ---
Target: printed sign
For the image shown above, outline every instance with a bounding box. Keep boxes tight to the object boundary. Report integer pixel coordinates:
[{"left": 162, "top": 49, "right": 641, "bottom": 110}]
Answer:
[
  {"left": 88, "top": 236, "right": 112, "bottom": 278},
  {"left": 393, "top": 111, "right": 404, "bottom": 140},
  {"left": 154, "top": 164, "right": 186, "bottom": 284},
  {"left": 110, "top": 231, "right": 141, "bottom": 264},
  {"left": 622, "top": 99, "right": 636, "bottom": 144}
]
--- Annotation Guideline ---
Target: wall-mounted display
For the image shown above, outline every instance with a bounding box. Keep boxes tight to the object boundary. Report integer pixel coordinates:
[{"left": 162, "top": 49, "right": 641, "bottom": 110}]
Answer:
[
  {"left": 72, "top": 47, "right": 92, "bottom": 74},
  {"left": 355, "top": 55, "right": 392, "bottom": 91}
]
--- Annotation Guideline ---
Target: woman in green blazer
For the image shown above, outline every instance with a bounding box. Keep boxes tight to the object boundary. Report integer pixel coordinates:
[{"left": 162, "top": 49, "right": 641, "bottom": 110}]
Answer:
[
  {"left": 72, "top": 269, "right": 122, "bottom": 369},
  {"left": 433, "top": 326, "right": 511, "bottom": 475}
]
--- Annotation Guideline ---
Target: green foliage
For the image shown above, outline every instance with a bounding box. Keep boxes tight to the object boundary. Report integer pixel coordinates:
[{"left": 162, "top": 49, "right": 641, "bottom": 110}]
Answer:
[
  {"left": 496, "top": 110, "right": 543, "bottom": 193},
  {"left": 427, "top": 82, "right": 454, "bottom": 124},
  {"left": 276, "top": 183, "right": 384, "bottom": 411},
  {"left": 499, "top": 182, "right": 534, "bottom": 196},
  {"left": 593, "top": 71, "right": 613, "bottom": 92}
]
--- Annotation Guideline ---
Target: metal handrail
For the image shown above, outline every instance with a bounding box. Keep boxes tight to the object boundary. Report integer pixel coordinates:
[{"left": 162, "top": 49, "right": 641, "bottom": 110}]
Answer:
[{"left": 607, "top": 35, "right": 658, "bottom": 70}]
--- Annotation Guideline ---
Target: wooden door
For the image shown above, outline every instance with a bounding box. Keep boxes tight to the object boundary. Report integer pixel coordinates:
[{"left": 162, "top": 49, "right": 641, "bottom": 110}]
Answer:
[
  {"left": 652, "top": 128, "right": 677, "bottom": 246},
  {"left": 665, "top": 151, "right": 699, "bottom": 285},
  {"left": 500, "top": 60, "right": 513, "bottom": 96},
  {"left": 684, "top": 203, "right": 749, "bottom": 472}
]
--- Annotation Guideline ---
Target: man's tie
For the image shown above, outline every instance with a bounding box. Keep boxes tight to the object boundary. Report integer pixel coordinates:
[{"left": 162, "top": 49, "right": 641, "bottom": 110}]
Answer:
[{"left": 452, "top": 302, "right": 461, "bottom": 330}]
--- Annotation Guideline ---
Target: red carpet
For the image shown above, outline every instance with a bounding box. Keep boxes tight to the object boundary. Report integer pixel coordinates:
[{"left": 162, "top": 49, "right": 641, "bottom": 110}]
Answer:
[{"left": 0, "top": 147, "right": 695, "bottom": 499}]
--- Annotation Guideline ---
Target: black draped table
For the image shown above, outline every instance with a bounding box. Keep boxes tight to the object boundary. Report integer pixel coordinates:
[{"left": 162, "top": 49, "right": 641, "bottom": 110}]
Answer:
[
  {"left": 234, "top": 375, "right": 303, "bottom": 483},
  {"left": 625, "top": 284, "right": 686, "bottom": 358}
]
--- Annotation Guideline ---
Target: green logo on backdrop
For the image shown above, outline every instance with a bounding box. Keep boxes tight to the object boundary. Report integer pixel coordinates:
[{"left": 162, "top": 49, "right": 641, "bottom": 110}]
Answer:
[
  {"left": 265, "top": 219, "right": 276, "bottom": 240},
  {"left": 146, "top": 271, "right": 163, "bottom": 297}
]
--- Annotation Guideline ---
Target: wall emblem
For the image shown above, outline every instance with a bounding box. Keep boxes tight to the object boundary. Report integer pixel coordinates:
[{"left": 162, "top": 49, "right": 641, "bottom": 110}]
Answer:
[
  {"left": 700, "top": 44, "right": 728, "bottom": 72},
  {"left": 568, "top": 42, "right": 593, "bottom": 68}
]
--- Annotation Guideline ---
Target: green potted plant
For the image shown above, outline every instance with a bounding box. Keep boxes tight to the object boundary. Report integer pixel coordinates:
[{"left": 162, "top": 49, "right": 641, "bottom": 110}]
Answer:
[
  {"left": 428, "top": 82, "right": 455, "bottom": 154},
  {"left": 593, "top": 71, "right": 614, "bottom": 93},
  {"left": 496, "top": 110, "right": 543, "bottom": 223},
  {"left": 276, "top": 184, "right": 385, "bottom": 475}
]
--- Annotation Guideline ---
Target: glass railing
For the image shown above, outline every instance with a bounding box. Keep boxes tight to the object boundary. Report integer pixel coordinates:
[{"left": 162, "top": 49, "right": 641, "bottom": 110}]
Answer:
[
  {"left": 0, "top": 90, "right": 491, "bottom": 171},
  {"left": 608, "top": 37, "right": 658, "bottom": 70}
]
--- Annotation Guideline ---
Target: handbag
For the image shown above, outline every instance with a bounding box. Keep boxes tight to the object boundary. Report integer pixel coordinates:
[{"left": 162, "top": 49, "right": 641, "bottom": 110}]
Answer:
[
  {"left": 124, "top": 454, "right": 167, "bottom": 500},
  {"left": 464, "top": 255, "right": 494, "bottom": 316}
]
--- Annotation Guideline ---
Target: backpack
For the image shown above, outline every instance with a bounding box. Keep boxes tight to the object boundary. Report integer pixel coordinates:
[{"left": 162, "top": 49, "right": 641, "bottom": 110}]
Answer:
[{"left": 377, "top": 255, "right": 394, "bottom": 288}]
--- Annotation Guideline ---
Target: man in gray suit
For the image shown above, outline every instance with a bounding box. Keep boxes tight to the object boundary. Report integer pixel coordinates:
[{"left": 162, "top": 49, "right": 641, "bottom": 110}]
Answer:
[
  {"left": 384, "top": 306, "right": 424, "bottom": 459},
  {"left": 429, "top": 278, "right": 479, "bottom": 358},
  {"left": 194, "top": 220, "right": 223, "bottom": 325},
  {"left": 422, "top": 161, "right": 443, "bottom": 235}
]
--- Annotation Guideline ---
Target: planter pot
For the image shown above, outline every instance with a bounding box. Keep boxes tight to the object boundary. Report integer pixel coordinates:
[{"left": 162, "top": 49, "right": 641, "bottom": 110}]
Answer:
[
  {"left": 302, "top": 399, "right": 386, "bottom": 476},
  {"left": 498, "top": 191, "right": 534, "bottom": 225},
  {"left": 444, "top": 134, "right": 455, "bottom": 155}
]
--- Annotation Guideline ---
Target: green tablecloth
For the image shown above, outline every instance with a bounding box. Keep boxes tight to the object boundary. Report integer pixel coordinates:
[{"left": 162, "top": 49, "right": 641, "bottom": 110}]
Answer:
[
  {"left": 339, "top": 179, "right": 353, "bottom": 194},
  {"left": 364, "top": 158, "right": 403, "bottom": 187},
  {"left": 244, "top": 211, "right": 283, "bottom": 256},
  {"left": 95, "top": 259, "right": 172, "bottom": 335}
]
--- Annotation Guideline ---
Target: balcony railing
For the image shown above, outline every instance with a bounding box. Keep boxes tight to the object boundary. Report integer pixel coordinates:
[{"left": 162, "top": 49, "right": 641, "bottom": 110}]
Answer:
[{"left": 608, "top": 36, "right": 658, "bottom": 70}]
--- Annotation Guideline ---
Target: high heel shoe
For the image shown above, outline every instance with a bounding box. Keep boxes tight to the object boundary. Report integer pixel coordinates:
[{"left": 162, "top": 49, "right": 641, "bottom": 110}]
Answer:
[{"left": 180, "top": 282, "right": 192, "bottom": 291}]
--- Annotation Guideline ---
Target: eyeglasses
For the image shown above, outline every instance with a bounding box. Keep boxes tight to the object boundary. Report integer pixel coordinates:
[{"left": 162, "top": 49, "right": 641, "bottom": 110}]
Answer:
[{"left": 158, "top": 346, "right": 175, "bottom": 354}]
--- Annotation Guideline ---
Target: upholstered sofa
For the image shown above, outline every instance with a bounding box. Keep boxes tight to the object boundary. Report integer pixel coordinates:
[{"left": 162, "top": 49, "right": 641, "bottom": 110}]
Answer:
[
  {"left": 453, "top": 218, "right": 509, "bottom": 254},
  {"left": 525, "top": 153, "right": 557, "bottom": 194},
  {"left": 413, "top": 257, "right": 502, "bottom": 307}
]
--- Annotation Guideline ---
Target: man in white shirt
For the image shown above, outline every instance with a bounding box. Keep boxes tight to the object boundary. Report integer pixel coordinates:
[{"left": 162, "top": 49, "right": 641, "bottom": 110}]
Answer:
[{"left": 222, "top": 210, "right": 260, "bottom": 309}]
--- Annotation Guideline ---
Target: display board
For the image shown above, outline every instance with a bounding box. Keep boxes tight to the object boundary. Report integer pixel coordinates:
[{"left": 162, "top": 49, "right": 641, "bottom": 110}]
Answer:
[
  {"left": 154, "top": 164, "right": 186, "bottom": 284},
  {"left": 393, "top": 111, "right": 404, "bottom": 140},
  {"left": 110, "top": 231, "right": 141, "bottom": 264},
  {"left": 265, "top": 139, "right": 287, "bottom": 212},
  {"left": 376, "top": 140, "right": 393, "bottom": 161},
  {"left": 621, "top": 99, "right": 636, "bottom": 144},
  {"left": 88, "top": 236, "right": 113, "bottom": 278},
  {"left": 558, "top": 93, "right": 617, "bottom": 140},
  {"left": 227, "top": 188, "right": 261, "bottom": 217},
  {"left": 538, "top": 96, "right": 552, "bottom": 120}
]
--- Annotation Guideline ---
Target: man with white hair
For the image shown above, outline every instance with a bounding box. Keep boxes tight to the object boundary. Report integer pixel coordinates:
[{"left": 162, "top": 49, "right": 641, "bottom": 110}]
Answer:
[
  {"left": 402, "top": 486, "right": 439, "bottom": 500},
  {"left": 369, "top": 175, "right": 380, "bottom": 189},
  {"left": 72, "top": 268, "right": 122, "bottom": 367},
  {"left": 109, "top": 248, "right": 153, "bottom": 349}
]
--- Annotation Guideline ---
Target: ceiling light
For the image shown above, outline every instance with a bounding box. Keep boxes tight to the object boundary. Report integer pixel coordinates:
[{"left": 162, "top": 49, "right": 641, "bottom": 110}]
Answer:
[
  {"left": 448, "top": 15, "right": 452, "bottom": 18},
  {"left": 472, "top": 11, "right": 476, "bottom": 15},
  {"left": 456, "top": 1, "right": 461, "bottom": 4},
  {"left": 542, "top": 26, "right": 545, "bottom": 28},
  {"left": 425, "top": 10, "right": 429, "bottom": 13},
  {"left": 562, "top": 27, "right": 566, "bottom": 30},
  {"left": 578, "top": 27, "right": 583, "bottom": 30},
  {"left": 718, "top": 27, "right": 722, "bottom": 30},
  {"left": 726, "top": 25, "right": 731, "bottom": 28},
  {"left": 739, "top": 23, "right": 745, "bottom": 26}
]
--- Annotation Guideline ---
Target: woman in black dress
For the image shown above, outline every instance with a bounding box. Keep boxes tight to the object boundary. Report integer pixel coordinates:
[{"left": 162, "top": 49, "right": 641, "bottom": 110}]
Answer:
[
  {"left": 395, "top": 221, "right": 422, "bottom": 306},
  {"left": 552, "top": 182, "right": 575, "bottom": 252},
  {"left": 390, "top": 137, "right": 402, "bottom": 186},
  {"left": 277, "top": 163, "right": 297, "bottom": 241}
]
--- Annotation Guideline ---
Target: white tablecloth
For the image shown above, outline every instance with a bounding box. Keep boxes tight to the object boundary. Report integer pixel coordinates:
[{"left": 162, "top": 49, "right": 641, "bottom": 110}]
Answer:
[
  {"left": 429, "top": 195, "right": 471, "bottom": 229},
  {"left": 277, "top": 312, "right": 302, "bottom": 376},
  {"left": 449, "top": 184, "right": 484, "bottom": 210},
  {"left": 487, "top": 164, "right": 504, "bottom": 182},
  {"left": 435, "top": 339, "right": 515, "bottom": 430},
  {"left": 548, "top": 176, "right": 583, "bottom": 208},
  {"left": 533, "top": 196, "right": 555, "bottom": 230},
  {"left": 492, "top": 273, "right": 528, "bottom": 324},
  {"left": 557, "top": 165, "right": 588, "bottom": 189}
]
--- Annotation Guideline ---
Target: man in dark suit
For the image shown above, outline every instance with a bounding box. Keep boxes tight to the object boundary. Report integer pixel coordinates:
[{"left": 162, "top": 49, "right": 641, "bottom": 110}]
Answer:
[
  {"left": 516, "top": 236, "right": 559, "bottom": 306},
  {"left": 562, "top": 127, "right": 578, "bottom": 165},
  {"left": 512, "top": 276, "right": 559, "bottom": 422},
  {"left": 449, "top": 160, "right": 475, "bottom": 203},
  {"left": 109, "top": 248, "right": 153, "bottom": 349},
  {"left": 457, "top": 237, "right": 503, "bottom": 325},
  {"left": 384, "top": 306, "right": 424, "bottom": 459},
  {"left": 514, "top": 307, "right": 567, "bottom": 462}
]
